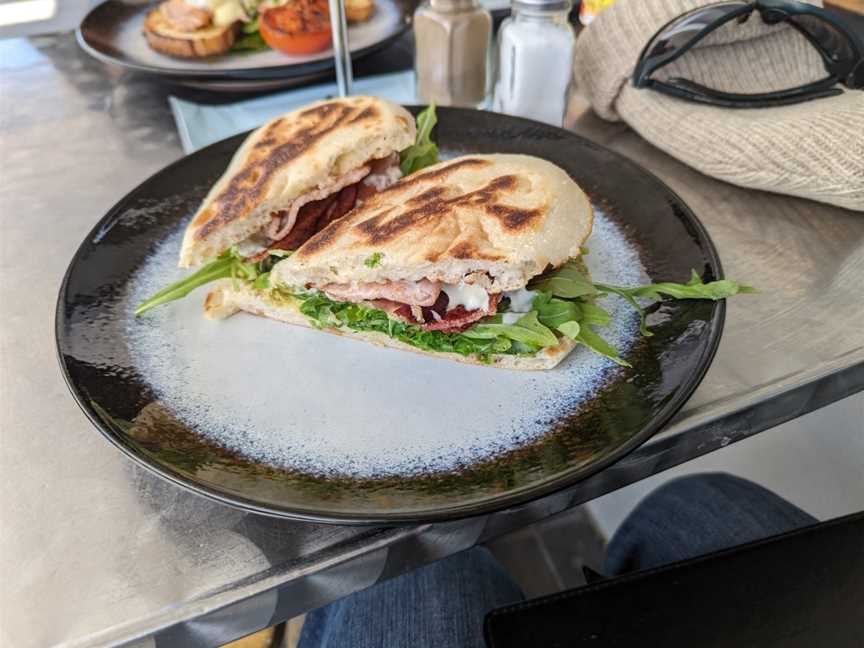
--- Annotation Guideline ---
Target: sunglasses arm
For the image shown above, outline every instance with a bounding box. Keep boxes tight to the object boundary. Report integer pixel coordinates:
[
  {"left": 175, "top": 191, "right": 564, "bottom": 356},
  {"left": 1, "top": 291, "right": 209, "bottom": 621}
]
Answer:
[
  {"left": 647, "top": 76, "right": 844, "bottom": 108},
  {"left": 633, "top": 4, "right": 754, "bottom": 88}
]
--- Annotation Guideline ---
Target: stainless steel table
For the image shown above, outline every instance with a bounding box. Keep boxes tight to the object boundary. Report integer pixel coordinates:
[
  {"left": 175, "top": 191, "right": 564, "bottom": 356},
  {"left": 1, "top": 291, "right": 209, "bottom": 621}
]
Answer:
[{"left": 1, "top": 33, "right": 862, "bottom": 648}]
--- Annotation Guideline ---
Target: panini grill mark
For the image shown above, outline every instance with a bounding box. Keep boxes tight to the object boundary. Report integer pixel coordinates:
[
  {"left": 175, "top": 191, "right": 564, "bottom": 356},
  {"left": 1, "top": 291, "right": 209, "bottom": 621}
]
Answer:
[
  {"left": 297, "top": 219, "right": 344, "bottom": 256},
  {"left": 264, "top": 118, "right": 284, "bottom": 133},
  {"left": 299, "top": 102, "right": 342, "bottom": 119},
  {"left": 477, "top": 174, "right": 517, "bottom": 193},
  {"left": 479, "top": 175, "right": 543, "bottom": 231},
  {"left": 360, "top": 208, "right": 438, "bottom": 246},
  {"left": 408, "top": 187, "right": 448, "bottom": 204},
  {"left": 485, "top": 204, "right": 543, "bottom": 230},
  {"left": 409, "top": 158, "right": 490, "bottom": 183},
  {"left": 353, "top": 174, "right": 540, "bottom": 246},
  {"left": 298, "top": 207, "right": 394, "bottom": 257},
  {"left": 295, "top": 162, "right": 541, "bottom": 259},
  {"left": 448, "top": 241, "right": 504, "bottom": 260},
  {"left": 348, "top": 106, "right": 378, "bottom": 124},
  {"left": 195, "top": 103, "right": 361, "bottom": 241},
  {"left": 252, "top": 118, "right": 284, "bottom": 149},
  {"left": 374, "top": 158, "right": 490, "bottom": 198}
]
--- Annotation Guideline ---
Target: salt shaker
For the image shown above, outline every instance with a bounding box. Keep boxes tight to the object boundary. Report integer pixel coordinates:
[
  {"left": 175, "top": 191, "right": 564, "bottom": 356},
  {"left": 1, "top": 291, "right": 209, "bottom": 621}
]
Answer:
[
  {"left": 413, "top": 0, "right": 492, "bottom": 107},
  {"left": 492, "top": 0, "right": 576, "bottom": 126}
]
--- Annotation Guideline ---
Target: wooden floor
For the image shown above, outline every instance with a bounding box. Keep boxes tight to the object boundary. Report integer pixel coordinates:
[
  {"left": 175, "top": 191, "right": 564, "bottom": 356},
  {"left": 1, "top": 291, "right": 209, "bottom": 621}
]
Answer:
[
  {"left": 221, "top": 616, "right": 304, "bottom": 648},
  {"left": 825, "top": 0, "right": 863, "bottom": 14}
]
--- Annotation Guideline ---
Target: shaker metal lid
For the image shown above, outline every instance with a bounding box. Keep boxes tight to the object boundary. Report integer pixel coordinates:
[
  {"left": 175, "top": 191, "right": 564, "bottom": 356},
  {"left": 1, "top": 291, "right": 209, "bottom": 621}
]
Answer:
[
  {"left": 429, "top": 0, "right": 484, "bottom": 9},
  {"left": 511, "top": 0, "right": 572, "bottom": 10}
]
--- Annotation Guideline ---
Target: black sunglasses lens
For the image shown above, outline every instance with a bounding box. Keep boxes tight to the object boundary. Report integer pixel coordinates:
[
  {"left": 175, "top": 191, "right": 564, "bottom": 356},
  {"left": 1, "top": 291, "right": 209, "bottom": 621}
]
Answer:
[
  {"left": 642, "top": 2, "right": 747, "bottom": 61},
  {"left": 785, "top": 14, "right": 859, "bottom": 82}
]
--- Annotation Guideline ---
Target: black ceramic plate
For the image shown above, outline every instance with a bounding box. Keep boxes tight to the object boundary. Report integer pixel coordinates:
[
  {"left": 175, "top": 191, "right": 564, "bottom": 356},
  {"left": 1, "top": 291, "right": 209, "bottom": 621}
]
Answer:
[
  {"left": 77, "top": 0, "right": 411, "bottom": 81},
  {"left": 56, "top": 108, "right": 725, "bottom": 524}
]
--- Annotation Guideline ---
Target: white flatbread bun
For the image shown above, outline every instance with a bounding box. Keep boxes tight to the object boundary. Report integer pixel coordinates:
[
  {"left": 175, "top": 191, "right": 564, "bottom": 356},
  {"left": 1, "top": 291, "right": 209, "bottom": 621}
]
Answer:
[
  {"left": 271, "top": 154, "right": 593, "bottom": 292},
  {"left": 179, "top": 96, "right": 416, "bottom": 268},
  {"left": 203, "top": 281, "right": 577, "bottom": 370}
]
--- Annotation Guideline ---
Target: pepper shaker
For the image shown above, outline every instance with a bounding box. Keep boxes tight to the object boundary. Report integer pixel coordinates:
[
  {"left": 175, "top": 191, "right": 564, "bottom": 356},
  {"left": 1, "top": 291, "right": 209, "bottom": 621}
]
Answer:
[
  {"left": 492, "top": 0, "right": 576, "bottom": 126},
  {"left": 413, "top": 0, "right": 492, "bottom": 107}
]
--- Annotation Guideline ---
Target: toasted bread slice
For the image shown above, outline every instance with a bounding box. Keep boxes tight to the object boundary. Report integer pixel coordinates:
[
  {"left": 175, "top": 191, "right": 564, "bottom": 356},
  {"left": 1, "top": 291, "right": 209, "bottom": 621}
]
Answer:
[
  {"left": 345, "top": 0, "right": 374, "bottom": 22},
  {"left": 271, "top": 154, "right": 594, "bottom": 293},
  {"left": 178, "top": 97, "right": 416, "bottom": 268},
  {"left": 143, "top": 8, "right": 238, "bottom": 58}
]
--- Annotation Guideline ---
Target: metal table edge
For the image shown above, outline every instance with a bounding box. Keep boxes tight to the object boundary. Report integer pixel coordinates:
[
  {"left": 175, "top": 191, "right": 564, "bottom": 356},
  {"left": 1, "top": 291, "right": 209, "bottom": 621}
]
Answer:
[{"left": 61, "top": 356, "right": 864, "bottom": 647}]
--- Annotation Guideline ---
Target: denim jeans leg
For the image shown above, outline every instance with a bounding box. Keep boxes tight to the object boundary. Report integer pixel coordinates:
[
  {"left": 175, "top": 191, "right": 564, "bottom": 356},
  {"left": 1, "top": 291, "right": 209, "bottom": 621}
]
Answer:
[
  {"left": 605, "top": 472, "right": 818, "bottom": 576},
  {"left": 299, "top": 546, "right": 524, "bottom": 648}
]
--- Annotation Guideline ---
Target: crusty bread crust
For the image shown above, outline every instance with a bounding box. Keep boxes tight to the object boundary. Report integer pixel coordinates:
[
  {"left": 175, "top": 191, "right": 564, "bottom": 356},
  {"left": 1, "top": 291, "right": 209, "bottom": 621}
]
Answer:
[
  {"left": 179, "top": 97, "right": 416, "bottom": 268},
  {"left": 272, "top": 154, "right": 595, "bottom": 293},
  {"left": 143, "top": 9, "right": 237, "bottom": 58},
  {"left": 345, "top": 0, "right": 375, "bottom": 22},
  {"left": 203, "top": 281, "right": 577, "bottom": 370}
]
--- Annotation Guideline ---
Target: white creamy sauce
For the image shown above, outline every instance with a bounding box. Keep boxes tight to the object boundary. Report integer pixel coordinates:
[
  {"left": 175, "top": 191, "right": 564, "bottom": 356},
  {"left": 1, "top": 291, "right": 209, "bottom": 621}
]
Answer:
[
  {"left": 213, "top": 2, "right": 248, "bottom": 25},
  {"left": 504, "top": 287, "right": 537, "bottom": 313},
  {"left": 181, "top": 0, "right": 248, "bottom": 25},
  {"left": 443, "top": 282, "right": 489, "bottom": 311},
  {"left": 364, "top": 165, "right": 402, "bottom": 191},
  {"left": 235, "top": 238, "right": 268, "bottom": 258},
  {"left": 500, "top": 312, "right": 523, "bottom": 324}
]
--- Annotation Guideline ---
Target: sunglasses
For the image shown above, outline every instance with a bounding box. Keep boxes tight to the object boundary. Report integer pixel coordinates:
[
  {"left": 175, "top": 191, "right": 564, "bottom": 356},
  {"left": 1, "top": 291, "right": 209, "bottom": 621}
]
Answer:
[{"left": 632, "top": 0, "right": 864, "bottom": 108}]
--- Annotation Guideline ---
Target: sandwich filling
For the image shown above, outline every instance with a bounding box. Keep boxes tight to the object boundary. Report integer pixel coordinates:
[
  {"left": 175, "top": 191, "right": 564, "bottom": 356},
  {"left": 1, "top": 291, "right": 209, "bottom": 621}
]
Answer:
[
  {"left": 262, "top": 254, "right": 752, "bottom": 365},
  {"left": 273, "top": 259, "right": 602, "bottom": 361},
  {"left": 256, "top": 153, "right": 401, "bottom": 255},
  {"left": 320, "top": 278, "right": 498, "bottom": 334}
]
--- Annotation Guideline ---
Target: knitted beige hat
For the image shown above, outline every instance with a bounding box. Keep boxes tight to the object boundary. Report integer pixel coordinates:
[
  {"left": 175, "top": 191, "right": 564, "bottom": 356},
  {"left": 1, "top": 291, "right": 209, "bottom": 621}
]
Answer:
[{"left": 574, "top": 0, "right": 864, "bottom": 211}]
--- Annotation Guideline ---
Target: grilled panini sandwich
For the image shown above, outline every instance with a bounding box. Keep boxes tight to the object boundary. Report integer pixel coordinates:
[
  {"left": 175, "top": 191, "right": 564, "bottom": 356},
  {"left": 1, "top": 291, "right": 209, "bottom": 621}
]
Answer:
[
  {"left": 137, "top": 100, "right": 751, "bottom": 371},
  {"left": 179, "top": 96, "right": 415, "bottom": 267},
  {"left": 203, "top": 154, "right": 595, "bottom": 369}
]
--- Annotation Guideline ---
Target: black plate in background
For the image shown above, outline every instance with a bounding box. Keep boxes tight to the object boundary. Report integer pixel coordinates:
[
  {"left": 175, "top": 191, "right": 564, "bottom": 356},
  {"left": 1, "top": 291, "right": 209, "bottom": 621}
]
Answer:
[
  {"left": 56, "top": 108, "right": 725, "bottom": 524},
  {"left": 77, "top": 0, "right": 412, "bottom": 81}
]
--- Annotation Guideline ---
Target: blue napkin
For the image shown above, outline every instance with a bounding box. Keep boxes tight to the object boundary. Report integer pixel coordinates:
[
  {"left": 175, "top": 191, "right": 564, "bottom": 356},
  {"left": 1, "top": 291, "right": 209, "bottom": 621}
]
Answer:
[{"left": 169, "top": 70, "right": 416, "bottom": 154}]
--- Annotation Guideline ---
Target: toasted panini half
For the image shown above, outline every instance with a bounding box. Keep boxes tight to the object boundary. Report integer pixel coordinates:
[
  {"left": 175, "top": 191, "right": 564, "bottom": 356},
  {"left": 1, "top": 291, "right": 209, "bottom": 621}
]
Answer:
[
  {"left": 179, "top": 96, "right": 416, "bottom": 267},
  {"left": 274, "top": 154, "right": 593, "bottom": 292}
]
